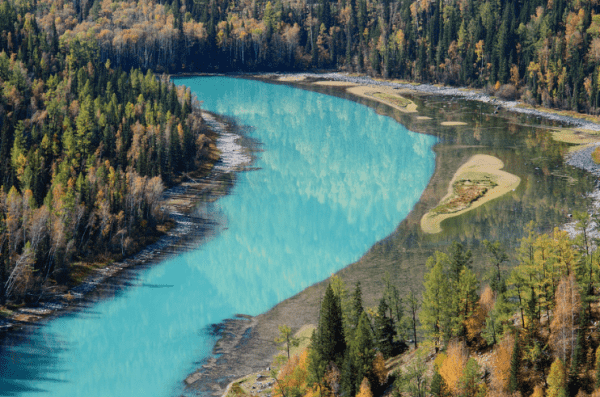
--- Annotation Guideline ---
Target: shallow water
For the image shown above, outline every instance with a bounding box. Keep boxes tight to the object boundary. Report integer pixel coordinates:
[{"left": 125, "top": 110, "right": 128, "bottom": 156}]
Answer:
[{"left": 0, "top": 77, "right": 437, "bottom": 397}]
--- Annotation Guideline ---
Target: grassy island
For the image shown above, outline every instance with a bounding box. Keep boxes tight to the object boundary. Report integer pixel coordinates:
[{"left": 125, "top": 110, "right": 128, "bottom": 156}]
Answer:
[{"left": 421, "top": 154, "right": 521, "bottom": 234}]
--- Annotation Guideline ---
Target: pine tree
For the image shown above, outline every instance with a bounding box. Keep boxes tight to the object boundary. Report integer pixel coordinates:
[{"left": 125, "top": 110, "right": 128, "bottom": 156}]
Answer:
[
  {"left": 352, "top": 312, "right": 375, "bottom": 391},
  {"left": 420, "top": 251, "right": 452, "bottom": 349},
  {"left": 340, "top": 352, "right": 357, "bottom": 397},
  {"left": 430, "top": 368, "right": 446, "bottom": 397}
]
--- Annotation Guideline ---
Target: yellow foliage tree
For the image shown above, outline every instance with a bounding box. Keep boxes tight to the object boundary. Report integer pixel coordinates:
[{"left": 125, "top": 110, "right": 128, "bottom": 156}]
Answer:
[
  {"left": 549, "top": 275, "right": 580, "bottom": 364},
  {"left": 490, "top": 333, "right": 514, "bottom": 393},
  {"left": 356, "top": 378, "right": 373, "bottom": 397},
  {"left": 439, "top": 340, "right": 468, "bottom": 395},
  {"left": 531, "top": 385, "right": 544, "bottom": 397},
  {"left": 273, "top": 349, "right": 310, "bottom": 397},
  {"left": 465, "top": 285, "right": 494, "bottom": 342},
  {"left": 547, "top": 358, "right": 567, "bottom": 397},
  {"left": 372, "top": 352, "right": 388, "bottom": 386}
]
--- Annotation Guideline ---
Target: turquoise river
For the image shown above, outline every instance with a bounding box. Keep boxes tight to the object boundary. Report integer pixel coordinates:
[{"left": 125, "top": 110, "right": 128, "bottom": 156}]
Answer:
[{"left": 0, "top": 77, "right": 436, "bottom": 396}]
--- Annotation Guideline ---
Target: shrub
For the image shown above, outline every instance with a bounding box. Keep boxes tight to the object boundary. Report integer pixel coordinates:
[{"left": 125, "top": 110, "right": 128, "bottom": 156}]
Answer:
[
  {"left": 591, "top": 146, "right": 600, "bottom": 164},
  {"left": 497, "top": 84, "right": 518, "bottom": 100}
]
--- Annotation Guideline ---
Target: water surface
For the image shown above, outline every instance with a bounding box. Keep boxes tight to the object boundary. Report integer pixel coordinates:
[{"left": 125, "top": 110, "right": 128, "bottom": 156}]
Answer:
[{"left": 0, "top": 77, "right": 437, "bottom": 396}]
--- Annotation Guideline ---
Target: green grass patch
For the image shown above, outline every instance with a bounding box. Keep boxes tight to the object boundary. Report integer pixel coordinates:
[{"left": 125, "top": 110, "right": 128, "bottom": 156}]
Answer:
[
  {"left": 372, "top": 92, "right": 413, "bottom": 108},
  {"left": 0, "top": 306, "right": 14, "bottom": 318},
  {"left": 433, "top": 173, "right": 498, "bottom": 214}
]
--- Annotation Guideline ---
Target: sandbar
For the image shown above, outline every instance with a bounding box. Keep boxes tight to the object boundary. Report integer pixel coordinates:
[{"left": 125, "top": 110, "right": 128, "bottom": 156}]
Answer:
[
  {"left": 346, "top": 85, "right": 418, "bottom": 113},
  {"left": 421, "top": 154, "right": 521, "bottom": 234},
  {"left": 441, "top": 121, "right": 468, "bottom": 126},
  {"left": 313, "top": 81, "right": 358, "bottom": 86}
]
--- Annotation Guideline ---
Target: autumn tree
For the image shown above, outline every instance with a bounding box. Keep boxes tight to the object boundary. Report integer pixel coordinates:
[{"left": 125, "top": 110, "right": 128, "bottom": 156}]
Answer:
[
  {"left": 356, "top": 377, "right": 373, "bottom": 397},
  {"left": 550, "top": 275, "right": 581, "bottom": 365},
  {"left": 547, "top": 358, "right": 567, "bottom": 397},
  {"left": 439, "top": 340, "right": 469, "bottom": 395}
]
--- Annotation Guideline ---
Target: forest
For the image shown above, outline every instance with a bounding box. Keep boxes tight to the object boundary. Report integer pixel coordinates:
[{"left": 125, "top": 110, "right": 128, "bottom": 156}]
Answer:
[
  {"left": 31, "top": 0, "right": 600, "bottom": 114},
  {"left": 265, "top": 218, "right": 600, "bottom": 397},
  {"left": 2, "top": 0, "right": 600, "bottom": 303},
  {"left": 0, "top": 0, "right": 216, "bottom": 304}
]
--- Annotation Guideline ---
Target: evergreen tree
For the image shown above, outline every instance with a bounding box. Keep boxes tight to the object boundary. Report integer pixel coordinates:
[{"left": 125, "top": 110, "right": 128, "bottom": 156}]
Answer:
[
  {"left": 374, "top": 297, "right": 396, "bottom": 358},
  {"left": 430, "top": 368, "right": 446, "bottom": 397},
  {"left": 420, "top": 251, "right": 452, "bottom": 349},
  {"left": 352, "top": 312, "right": 375, "bottom": 392},
  {"left": 308, "top": 283, "right": 346, "bottom": 391}
]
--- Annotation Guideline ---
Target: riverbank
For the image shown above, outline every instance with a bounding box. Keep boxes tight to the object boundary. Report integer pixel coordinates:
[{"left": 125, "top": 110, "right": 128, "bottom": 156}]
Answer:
[
  {"left": 274, "top": 72, "right": 600, "bottom": 134},
  {"left": 0, "top": 112, "right": 250, "bottom": 333}
]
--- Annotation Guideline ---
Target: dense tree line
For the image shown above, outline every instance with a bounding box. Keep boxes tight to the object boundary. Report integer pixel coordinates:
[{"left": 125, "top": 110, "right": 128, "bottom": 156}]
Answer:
[
  {"left": 0, "top": 1, "right": 215, "bottom": 304},
  {"left": 272, "top": 278, "right": 406, "bottom": 397},
  {"left": 267, "top": 213, "right": 600, "bottom": 397},
  {"left": 23, "top": 0, "right": 600, "bottom": 114}
]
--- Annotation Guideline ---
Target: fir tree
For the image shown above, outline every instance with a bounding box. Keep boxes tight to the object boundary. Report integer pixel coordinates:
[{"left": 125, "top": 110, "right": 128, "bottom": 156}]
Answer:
[
  {"left": 374, "top": 297, "right": 396, "bottom": 358},
  {"left": 352, "top": 312, "right": 375, "bottom": 391},
  {"left": 308, "top": 283, "right": 346, "bottom": 391}
]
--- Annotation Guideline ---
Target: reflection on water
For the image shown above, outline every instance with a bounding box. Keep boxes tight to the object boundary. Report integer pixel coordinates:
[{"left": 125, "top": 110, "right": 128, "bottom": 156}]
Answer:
[{"left": 0, "top": 77, "right": 436, "bottom": 397}]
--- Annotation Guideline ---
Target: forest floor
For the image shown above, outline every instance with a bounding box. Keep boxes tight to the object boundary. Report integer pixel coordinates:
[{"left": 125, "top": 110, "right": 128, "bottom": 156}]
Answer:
[{"left": 0, "top": 112, "right": 251, "bottom": 333}]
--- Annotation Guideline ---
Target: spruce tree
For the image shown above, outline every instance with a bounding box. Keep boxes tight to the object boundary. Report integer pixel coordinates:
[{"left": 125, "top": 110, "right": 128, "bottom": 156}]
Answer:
[
  {"left": 347, "top": 281, "right": 364, "bottom": 342},
  {"left": 420, "top": 252, "right": 452, "bottom": 349},
  {"left": 352, "top": 312, "right": 375, "bottom": 391},
  {"left": 312, "top": 284, "right": 346, "bottom": 370},
  {"left": 374, "top": 297, "right": 396, "bottom": 358},
  {"left": 340, "top": 352, "right": 357, "bottom": 397}
]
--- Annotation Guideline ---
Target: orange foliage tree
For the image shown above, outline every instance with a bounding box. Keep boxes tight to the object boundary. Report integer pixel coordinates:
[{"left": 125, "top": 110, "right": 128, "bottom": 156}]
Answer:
[
  {"left": 273, "top": 349, "right": 310, "bottom": 397},
  {"left": 550, "top": 275, "right": 580, "bottom": 364},
  {"left": 439, "top": 340, "right": 469, "bottom": 395},
  {"left": 489, "top": 333, "right": 514, "bottom": 394},
  {"left": 356, "top": 377, "right": 373, "bottom": 397}
]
